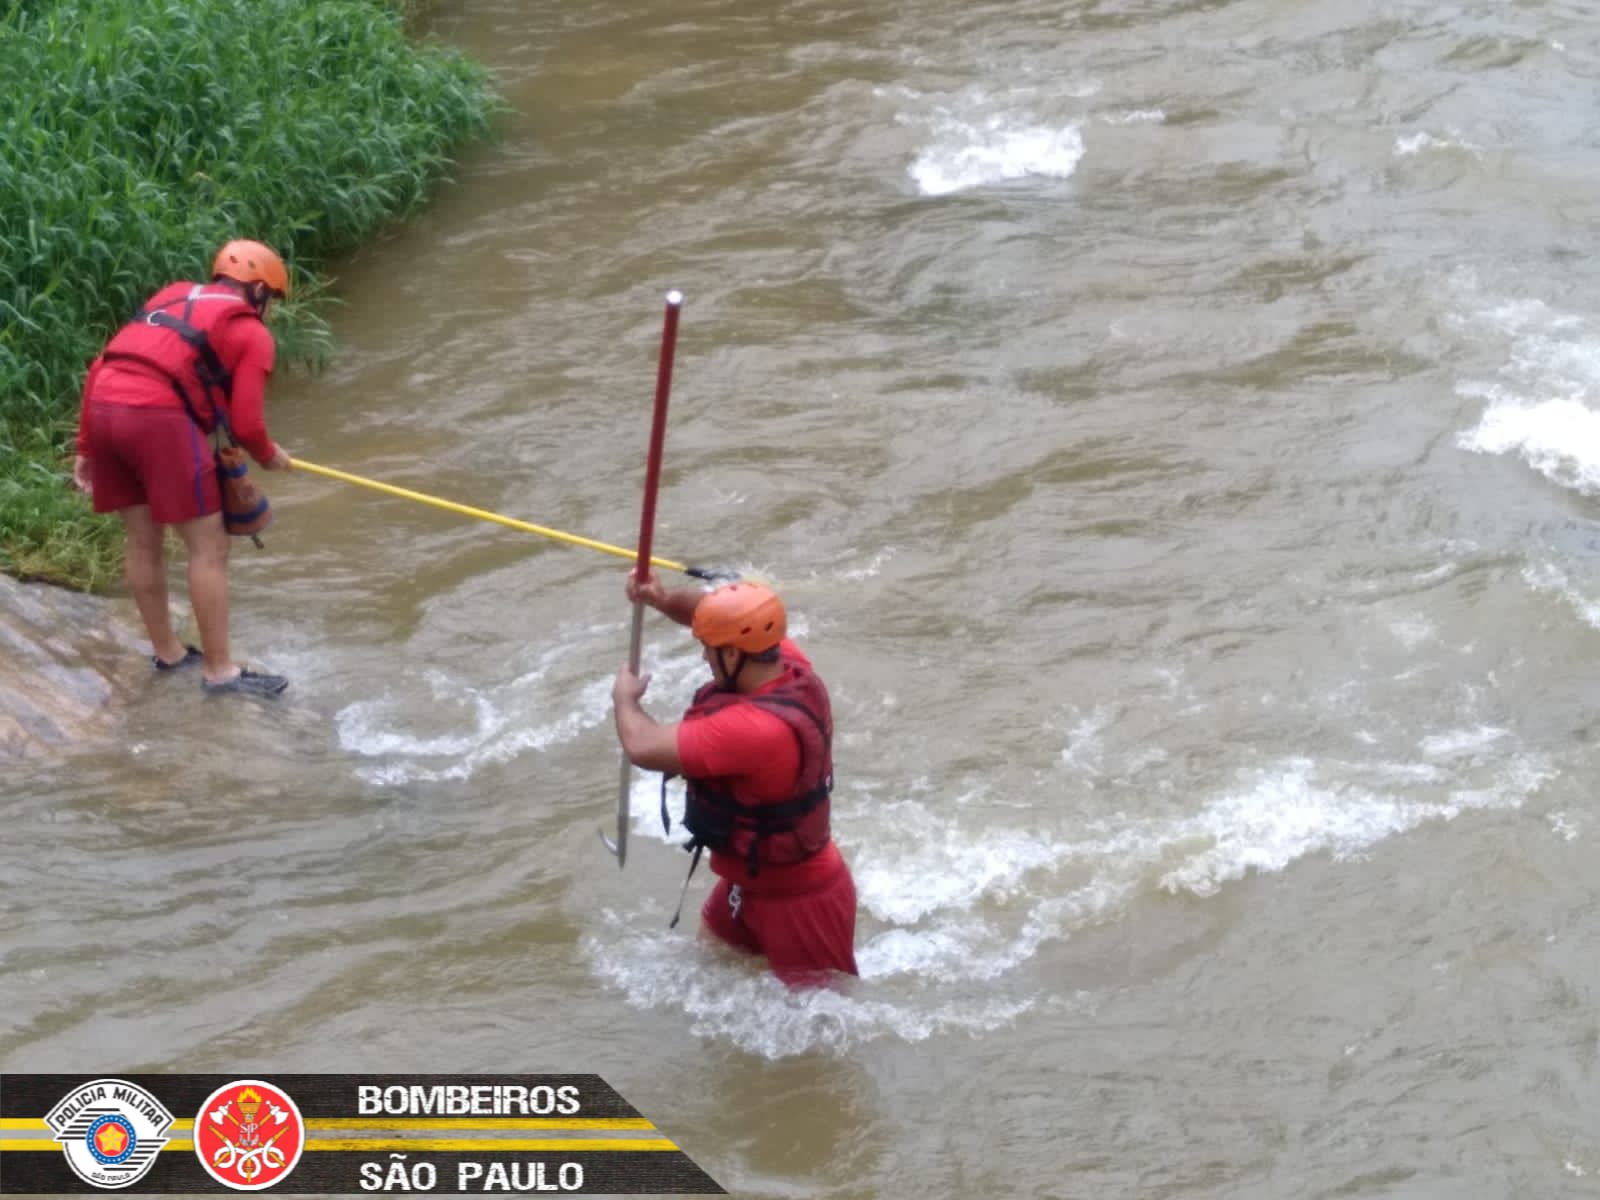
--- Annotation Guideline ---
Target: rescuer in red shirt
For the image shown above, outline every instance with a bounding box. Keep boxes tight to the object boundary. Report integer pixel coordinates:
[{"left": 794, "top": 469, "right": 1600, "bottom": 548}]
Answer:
[
  {"left": 72, "top": 240, "right": 294, "bottom": 696},
  {"left": 612, "top": 573, "right": 859, "bottom": 987}
]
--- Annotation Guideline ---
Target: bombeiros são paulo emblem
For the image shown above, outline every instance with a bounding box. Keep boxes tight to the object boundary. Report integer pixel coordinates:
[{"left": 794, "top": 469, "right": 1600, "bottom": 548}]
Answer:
[
  {"left": 193, "top": 1079, "right": 306, "bottom": 1191},
  {"left": 44, "top": 1077, "right": 173, "bottom": 1189}
]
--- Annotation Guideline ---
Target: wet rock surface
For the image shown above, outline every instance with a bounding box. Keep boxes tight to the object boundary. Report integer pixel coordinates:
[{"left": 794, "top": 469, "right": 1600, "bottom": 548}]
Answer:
[{"left": 0, "top": 575, "right": 147, "bottom": 760}]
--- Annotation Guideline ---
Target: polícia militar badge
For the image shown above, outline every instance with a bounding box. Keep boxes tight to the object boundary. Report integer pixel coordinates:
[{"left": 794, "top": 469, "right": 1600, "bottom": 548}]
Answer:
[
  {"left": 44, "top": 1078, "right": 173, "bottom": 1189},
  {"left": 193, "top": 1079, "right": 306, "bottom": 1191}
]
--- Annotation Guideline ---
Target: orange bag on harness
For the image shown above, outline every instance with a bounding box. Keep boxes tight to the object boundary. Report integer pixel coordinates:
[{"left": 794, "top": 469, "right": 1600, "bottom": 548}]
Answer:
[{"left": 216, "top": 445, "right": 272, "bottom": 541}]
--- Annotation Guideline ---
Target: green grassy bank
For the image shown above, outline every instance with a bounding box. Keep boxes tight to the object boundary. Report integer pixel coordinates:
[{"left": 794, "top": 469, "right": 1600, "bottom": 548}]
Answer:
[{"left": 0, "top": 0, "right": 498, "bottom": 589}]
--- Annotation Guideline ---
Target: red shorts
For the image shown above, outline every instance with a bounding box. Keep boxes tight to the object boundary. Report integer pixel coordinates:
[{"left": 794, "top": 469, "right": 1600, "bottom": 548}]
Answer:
[
  {"left": 84, "top": 401, "right": 219, "bottom": 524},
  {"left": 701, "top": 855, "right": 859, "bottom": 987}
]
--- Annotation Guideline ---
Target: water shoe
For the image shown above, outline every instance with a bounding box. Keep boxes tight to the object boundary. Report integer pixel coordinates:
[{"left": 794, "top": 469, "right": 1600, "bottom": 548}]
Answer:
[
  {"left": 202, "top": 668, "right": 289, "bottom": 697},
  {"left": 152, "top": 645, "right": 203, "bottom": 671}
]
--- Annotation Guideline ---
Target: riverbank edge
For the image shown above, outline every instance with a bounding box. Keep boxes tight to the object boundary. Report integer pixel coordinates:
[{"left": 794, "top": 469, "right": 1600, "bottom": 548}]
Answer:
[{"left": 0, "top": 0, "right": 503, "bottom": 593}]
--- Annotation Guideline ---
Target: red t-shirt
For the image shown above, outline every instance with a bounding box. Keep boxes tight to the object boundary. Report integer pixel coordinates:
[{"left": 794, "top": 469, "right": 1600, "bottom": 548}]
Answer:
[
  {"left": 75, "top": 283, "right": 278, "bottom": 464},
  {"left": 675, "top": 640, "right": 843, "bottom": 892}
]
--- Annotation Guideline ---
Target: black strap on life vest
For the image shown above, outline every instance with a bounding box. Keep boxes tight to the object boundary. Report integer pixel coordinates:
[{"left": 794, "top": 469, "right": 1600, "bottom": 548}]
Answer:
[
  {"left": 660, "top": 772, "right": 694, "bottom": 928},
  {"left": 662, "top": 778, "right": 833, "bottom": 930},
  {"left": 667, "top": 825, "right": 703, "bottom": 931},
  {"left": 101, "top": 288, "right": 240, "bottom": 444}
]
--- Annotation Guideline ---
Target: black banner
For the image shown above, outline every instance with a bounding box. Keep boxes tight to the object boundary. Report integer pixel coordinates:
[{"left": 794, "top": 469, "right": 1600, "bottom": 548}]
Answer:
[{"left": 0, "top": 1075, "right": 724, "bottom": 1195}]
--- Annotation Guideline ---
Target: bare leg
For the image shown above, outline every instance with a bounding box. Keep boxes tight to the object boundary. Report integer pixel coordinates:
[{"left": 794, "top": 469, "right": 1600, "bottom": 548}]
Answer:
[
  {"left": 174, "top": 511, "right": 236, "bottom": 684},
  {"left": 119, "top": 506, "right": 185, "bottom": 664}
]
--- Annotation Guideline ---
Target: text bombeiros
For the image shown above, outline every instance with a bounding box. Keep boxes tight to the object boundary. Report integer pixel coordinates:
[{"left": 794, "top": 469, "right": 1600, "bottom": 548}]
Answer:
[{"left": 356, "top": 1085, "right": 582, "bottom": 1116}]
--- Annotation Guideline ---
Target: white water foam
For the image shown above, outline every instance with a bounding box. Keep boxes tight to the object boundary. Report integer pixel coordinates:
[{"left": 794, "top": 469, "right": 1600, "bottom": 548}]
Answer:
[
  {"left": 909, "top": 117, "right": 1085, "bottom": 196},
  {"left": 333, "top": 626, "right": 697, "bottom": 785},
  {"left": 1454, "top": 289, "right": 1600, "bottom": 496},
  {"left": 1457, "top": 391, "right": 1600, "bottom": 495},
  {"left": 1059, "top": 705, "right": 1116, "bottom": 776},
  {"left": 1521, "top": 562, "right": 1600, "bottom": 630},
  {"left": 1419, "top": 725, "right": 1507, "bottom": 758},
  {"left": 852, "top": 796, "right": 1079, "bottom": 925},
  {"left": 1100, "top": 108, "right": 1165, "bottom": 126},
  {"left": 1394, "top": 130, "right": 1484, "bottom": 158},
  {"left": 889, "top": 85, "right": 1086, "bottom": 197},
  {"left": 336, "top": 672, "right": 615, "bottom": 786},
  {"left": 585, "top": 909, "right": 1050, "bottom": 1057},
  {"left": 1549, "top": 812, "right": 1580, "bottom": 841},
  {"left": 336, "top": 609, "right": 809, "bottom": 786},
  {"left": 1387, "top": 613, "right": 1438, "bottom": 650},
  {"left": 1155, "top": 755, "right": 1545, "bottom": 897},
  {"left": 834, "top": 548, "right": 896, "bottom": 582},
  {"left": 589, "top": 747, "right": 1550, "bottom": 1056},
  {"left": 334, "top": 668, "right": 507, "bottom": 772}
]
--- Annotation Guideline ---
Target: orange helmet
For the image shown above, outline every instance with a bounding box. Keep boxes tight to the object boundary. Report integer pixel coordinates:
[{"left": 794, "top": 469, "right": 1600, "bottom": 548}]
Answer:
[
  {"left": 691, "top": 582, "right": 786, "bottom": 653},
  {"left": 212, "top": 239, "right": 289, "bottom": 298}
]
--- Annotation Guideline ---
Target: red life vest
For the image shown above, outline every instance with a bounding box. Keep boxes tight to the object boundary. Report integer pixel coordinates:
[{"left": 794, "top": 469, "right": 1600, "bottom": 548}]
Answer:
[
  {"left": 100, "top": 282, "right": 261, "bottom": 432},
  {"left": 679, "top": 664, "right": 834, "bottom": 876}
]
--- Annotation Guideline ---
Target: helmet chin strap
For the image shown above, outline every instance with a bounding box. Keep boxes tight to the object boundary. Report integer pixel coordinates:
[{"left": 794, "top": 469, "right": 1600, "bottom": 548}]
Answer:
[
  {"left": 715, "top": 647, "right": 749, "bottom": 692},
  {"left": 213, "top": 275, "right": 273, "bottom": 316}
]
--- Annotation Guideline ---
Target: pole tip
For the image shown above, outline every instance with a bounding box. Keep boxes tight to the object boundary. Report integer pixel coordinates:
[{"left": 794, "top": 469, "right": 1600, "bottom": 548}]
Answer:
[{"left": 665, "top": 289, "right": 684, "bottom": 307}]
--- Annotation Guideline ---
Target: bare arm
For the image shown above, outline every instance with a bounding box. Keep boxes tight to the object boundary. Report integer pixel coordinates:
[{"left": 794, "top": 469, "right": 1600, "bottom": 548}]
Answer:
[
  {"left": 626, "top": 570, "right": 705, "bottom": 627},
  {"left": 73, "top": 356, "right": 103, "bottom": 491},
  {"left": 612, "top": 665, "right": 684, "bottom": 773}
]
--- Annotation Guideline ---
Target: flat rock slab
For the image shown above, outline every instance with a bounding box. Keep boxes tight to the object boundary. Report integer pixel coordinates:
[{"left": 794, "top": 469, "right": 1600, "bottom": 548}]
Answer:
[{"left": 0, "top": 575, "right": 148, "bottom": 761}]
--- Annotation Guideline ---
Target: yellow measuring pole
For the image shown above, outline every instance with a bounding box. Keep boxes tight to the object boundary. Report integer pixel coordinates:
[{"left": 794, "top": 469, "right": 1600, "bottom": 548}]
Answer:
[{"left": 292, "top": 459, "right": 694, "bottom": 576}]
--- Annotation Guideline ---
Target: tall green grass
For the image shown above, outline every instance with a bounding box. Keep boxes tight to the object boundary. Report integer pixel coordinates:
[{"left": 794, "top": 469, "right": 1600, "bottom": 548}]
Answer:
[{"left": 0, "top": 0, "right": 499, "bottom": 588}]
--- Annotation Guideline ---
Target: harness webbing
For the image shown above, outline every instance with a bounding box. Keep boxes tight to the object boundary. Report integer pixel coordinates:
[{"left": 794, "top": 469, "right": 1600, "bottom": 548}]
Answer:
[
  {"left": 660, "top": 682, "right": 834, "bottom": 926},
  {"left": 101, "top": 286, "right": 243, "bottom": 443}
]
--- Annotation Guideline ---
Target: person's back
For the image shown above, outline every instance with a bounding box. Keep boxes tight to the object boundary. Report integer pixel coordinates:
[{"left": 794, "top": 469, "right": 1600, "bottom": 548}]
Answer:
[
  {"left": 90, "top": 278, "right": 278, "bottom": 459},
  {"left": 72, "top": 240, "right": 294, "bottom": 697}
]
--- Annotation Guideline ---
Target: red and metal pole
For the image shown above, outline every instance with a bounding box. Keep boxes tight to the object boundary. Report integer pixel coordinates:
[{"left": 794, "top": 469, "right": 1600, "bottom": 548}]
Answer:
[{"left": 605, "top": 290, "right": 683, "bottom": 866}]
